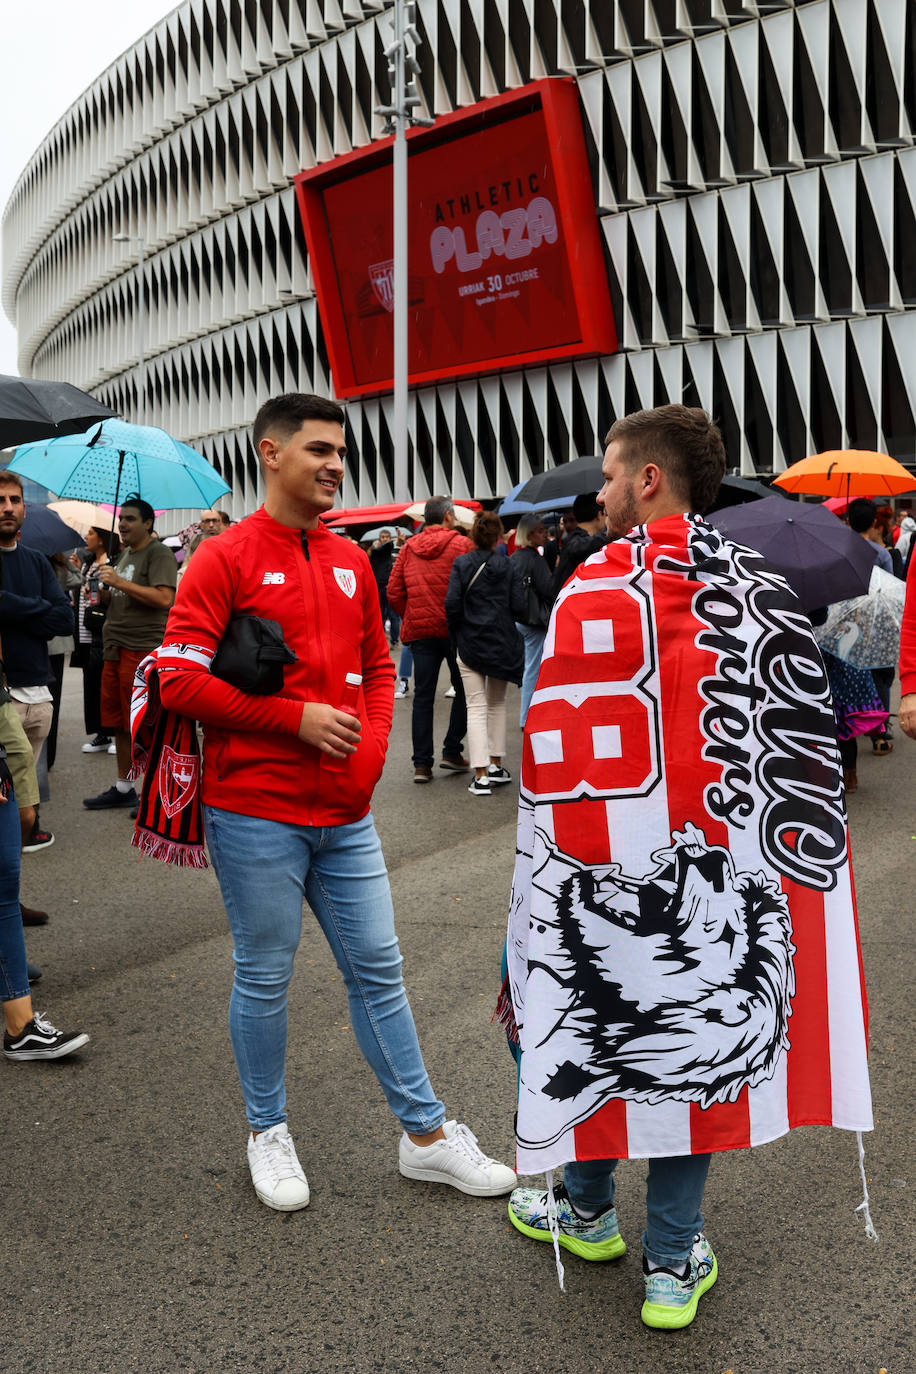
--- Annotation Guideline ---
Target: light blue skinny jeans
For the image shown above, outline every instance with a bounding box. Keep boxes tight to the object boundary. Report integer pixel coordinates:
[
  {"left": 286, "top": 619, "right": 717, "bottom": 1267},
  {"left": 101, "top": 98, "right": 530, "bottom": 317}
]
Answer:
[
  {"left": 516, "top": 623, "right": 547, "bottom": 727},
  {"left": 564, "top": 1154, "right": 712, "bottom": 1267},
  {"left": 203, "top": 806, "right": 446, "bottom": 1134}
]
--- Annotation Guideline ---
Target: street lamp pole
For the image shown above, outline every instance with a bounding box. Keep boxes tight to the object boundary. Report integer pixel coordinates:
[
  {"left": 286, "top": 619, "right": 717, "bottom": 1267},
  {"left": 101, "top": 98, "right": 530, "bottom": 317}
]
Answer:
[
  {"left": 376, "top": 0, "right": 432, "bottom": 503},
  {"left": 113, "top": 232, "right": 146, "bottom": 427}
]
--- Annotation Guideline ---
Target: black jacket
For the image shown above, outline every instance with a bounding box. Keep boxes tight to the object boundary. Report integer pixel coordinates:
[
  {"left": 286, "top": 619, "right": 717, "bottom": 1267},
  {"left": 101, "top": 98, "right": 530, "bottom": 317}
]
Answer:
[
  {"left": 368, "top": 540, "right": 395, "bottom": 588},
  {"left": 0, "top": 544, "right": 75, "bottom": 687},
  {"left": 510, "top": 546, "right": 553, "bottom": 627},
  {"left": 550, "top": 528, "right": 608, "bottom": 603},
  {"left": 445, "top": 549, "right": 526, "bottom": 684}
]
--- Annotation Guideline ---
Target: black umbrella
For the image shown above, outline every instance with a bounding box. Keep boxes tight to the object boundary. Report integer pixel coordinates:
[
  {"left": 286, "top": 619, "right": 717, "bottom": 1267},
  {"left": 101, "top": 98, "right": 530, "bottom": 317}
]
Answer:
[
  {"left": 706, "top": 474, "right": 786, "bottom": 512},
  {"left": 19, "top": 504, "right": 86, "bottom": 557},
  {"left": 708, "top": 496, "right": 878, "bottom": 611},
  {"left": 510, "top": 454, "right": 605, "bottom": 506},
  {"left": 0, "top": 374, "right": 116, "bottom": 449}
]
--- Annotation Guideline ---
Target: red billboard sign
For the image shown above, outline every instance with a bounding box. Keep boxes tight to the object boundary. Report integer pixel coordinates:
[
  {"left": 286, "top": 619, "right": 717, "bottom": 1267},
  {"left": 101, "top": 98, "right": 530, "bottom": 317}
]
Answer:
[{"left": 294, "top": 79, "right": 616, "bottom": 398}]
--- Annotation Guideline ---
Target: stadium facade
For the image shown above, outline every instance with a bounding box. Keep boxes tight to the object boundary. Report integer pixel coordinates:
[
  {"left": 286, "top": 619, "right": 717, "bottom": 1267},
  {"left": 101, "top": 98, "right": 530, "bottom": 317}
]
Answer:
[{"left": 3, "top": 0, "right": 915, "bottom": 518}]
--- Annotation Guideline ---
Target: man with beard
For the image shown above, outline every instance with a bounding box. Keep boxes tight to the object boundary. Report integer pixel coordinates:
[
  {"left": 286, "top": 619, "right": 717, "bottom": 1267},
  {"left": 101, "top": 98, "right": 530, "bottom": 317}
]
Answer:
[{"left": 501, "top": 405, "right": 872, "bottom": 1330}]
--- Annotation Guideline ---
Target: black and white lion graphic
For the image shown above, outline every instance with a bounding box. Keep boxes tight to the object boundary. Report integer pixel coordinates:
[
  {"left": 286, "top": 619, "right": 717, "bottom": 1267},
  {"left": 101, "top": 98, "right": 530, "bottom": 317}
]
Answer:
[{"left": 525, "top": 822, "right": 795, "bottom": 1109}]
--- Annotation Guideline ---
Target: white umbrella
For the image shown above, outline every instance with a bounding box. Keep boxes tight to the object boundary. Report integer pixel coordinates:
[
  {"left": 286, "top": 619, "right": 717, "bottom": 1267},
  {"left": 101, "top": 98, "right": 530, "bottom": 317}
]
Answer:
[
  {"left": 47, "top": 500, "right": 116, "bottom": 537},
  {"left": 402, "top": 501, "right": 475, "bottom": 528}
]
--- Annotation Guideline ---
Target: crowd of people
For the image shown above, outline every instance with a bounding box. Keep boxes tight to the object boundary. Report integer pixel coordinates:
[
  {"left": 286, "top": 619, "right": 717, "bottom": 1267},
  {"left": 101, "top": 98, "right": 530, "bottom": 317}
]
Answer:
[{"left": 1, "top": 392, "right": 906, "bottom": 1334}]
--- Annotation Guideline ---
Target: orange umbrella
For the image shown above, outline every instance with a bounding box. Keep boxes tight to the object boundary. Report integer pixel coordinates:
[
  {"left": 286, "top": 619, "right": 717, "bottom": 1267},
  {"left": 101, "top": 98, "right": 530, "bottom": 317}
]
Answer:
[{"left": 773, "top": 449, "right": 915, "bottom": 499}]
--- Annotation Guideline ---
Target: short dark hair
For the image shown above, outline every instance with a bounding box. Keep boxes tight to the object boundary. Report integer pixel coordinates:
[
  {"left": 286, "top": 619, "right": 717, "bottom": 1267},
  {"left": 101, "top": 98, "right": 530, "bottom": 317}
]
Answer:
[
  {"left": 120, "top": 494, "right": 156, "bottom": 529},
  {"left": 572, "top": 491, "right": 600, "bottom": 522},
  {"left": 471, "top": 510, "right": 503, "bottom": 550},
  {"left": 423, "top": 495, "right": 454, "bottom": 526},
  {"left": 605, "top": 404, "right": 727, "bottom": 513},
  {"left": 847, "top": 498, "right": 878, "bottom": 533},
  {"left": 0, "top": 470, "right": 23, "bottom": 494},
  {"left": 252, "top": 393, "right": 345, "bottom": 452}
]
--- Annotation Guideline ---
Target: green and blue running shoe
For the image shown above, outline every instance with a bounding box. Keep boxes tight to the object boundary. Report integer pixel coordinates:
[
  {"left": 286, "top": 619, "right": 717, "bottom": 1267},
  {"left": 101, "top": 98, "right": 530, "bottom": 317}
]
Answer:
[
  {"left": 507, "top": 1182, "right": 626, "bottom": 1261},
  {"left": 641, "top": 1233, "right": 717, "bottom": 1330}
]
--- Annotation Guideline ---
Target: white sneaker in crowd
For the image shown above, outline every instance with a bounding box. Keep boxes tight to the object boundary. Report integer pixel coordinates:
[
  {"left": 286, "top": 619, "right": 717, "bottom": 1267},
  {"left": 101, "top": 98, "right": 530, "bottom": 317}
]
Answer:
[
  {"left": 81, "top": 734, "right": 112, "bottom": 754},
  {"left": 398, "top": 1120, "right": 517, "bottom": 1196},
  {"left": 394, "top": 678, "right": 409, "bottom": 698},
  {"left": 246, "top": 1121, "right": 310, "bottom": 1211}
]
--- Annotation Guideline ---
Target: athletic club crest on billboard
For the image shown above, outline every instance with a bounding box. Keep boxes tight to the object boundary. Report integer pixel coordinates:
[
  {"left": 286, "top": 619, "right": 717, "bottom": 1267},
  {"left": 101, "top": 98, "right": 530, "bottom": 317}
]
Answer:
[
  {"left": 333, "top": 567, "right": 357, "bottom": 599},
  {"left": 368, "top": 260, "right": 395, "bottom": 313},
  {"left": 157, "top": 745, "right": 199, "bottom": 819}
]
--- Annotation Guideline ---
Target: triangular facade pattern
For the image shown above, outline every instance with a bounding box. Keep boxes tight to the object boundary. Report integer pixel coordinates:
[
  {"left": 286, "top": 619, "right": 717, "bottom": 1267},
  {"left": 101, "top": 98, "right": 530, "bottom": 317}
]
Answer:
[{"left": 3, "top": 0, "right": 915, "bottom": 516}]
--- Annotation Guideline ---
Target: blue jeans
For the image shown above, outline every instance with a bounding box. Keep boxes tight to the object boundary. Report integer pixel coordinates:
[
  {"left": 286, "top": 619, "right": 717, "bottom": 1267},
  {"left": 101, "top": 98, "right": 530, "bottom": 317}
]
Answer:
[
  {"left": 0, "top": 782, "right": 29, "bottom": 1002},
  {"left": 203, "top": 806, "right": 446, "bottom": 1134},
  {"left": 378, "top": 587, "right": 400, "bottom": 644},
  {"left": 408, "top": 638, "right": 467, "bottom": 767},
  {"left": 516, "top": 623, "right": 547, "bottom": 727},
  {"left": 398, "top": 643, "right": 413, "bottom": 682},
  {"left": 564, "top": 1154, "right": 712, "bottom": 1267}
]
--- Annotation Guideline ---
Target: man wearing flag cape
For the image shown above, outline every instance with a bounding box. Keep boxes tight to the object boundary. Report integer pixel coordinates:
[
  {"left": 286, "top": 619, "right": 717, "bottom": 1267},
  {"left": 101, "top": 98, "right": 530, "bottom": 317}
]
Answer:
[{"left": 501, "top": 405, "right": 873, "bottom": 1329}]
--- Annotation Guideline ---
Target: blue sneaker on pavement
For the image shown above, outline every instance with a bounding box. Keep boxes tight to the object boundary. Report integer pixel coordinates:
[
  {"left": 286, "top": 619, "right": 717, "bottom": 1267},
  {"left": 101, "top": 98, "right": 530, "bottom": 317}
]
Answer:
[
  {"left": 508, "top": 1181, "right": 626, "bottom": 1261},
  {"left": 641, "top": 1232, "right": 717, "bottom": 1329}
]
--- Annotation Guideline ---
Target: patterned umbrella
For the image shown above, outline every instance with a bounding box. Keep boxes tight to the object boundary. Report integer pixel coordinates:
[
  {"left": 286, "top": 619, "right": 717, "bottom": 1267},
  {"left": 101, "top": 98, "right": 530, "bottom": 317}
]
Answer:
[
  {"left": 813, "top": 565, "right": 905, "bottom": 669},
  {"left": 9, "top": 419, "right": 230, "bottom": 513}
]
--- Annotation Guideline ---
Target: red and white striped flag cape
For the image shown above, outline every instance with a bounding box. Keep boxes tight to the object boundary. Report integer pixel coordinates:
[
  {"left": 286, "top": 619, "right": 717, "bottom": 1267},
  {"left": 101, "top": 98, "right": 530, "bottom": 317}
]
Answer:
[{"left": 507, "top": 513, "right": 873, "bottom": 1175}]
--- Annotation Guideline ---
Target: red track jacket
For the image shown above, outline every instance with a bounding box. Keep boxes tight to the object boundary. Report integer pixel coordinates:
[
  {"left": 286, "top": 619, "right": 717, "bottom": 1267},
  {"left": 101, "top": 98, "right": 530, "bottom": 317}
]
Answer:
[{"left": 159, "top": 508, "right": 395, "bottom": 827}]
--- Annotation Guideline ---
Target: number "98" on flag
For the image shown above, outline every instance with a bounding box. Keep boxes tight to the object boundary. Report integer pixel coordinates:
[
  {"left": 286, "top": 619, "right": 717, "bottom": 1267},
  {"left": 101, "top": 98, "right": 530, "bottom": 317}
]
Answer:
[{"left": 522, "top": 585, "right": 662, "bottom": 803}]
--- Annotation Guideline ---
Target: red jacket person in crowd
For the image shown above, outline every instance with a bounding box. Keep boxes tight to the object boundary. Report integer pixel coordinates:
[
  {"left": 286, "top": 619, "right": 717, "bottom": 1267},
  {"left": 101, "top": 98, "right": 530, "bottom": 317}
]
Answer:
[
  {"left": 159, "top": 392, "right": 515, "bottom": 1211},
  {"left": 387, "top": 497, "right": 473, "bottom": 784}
]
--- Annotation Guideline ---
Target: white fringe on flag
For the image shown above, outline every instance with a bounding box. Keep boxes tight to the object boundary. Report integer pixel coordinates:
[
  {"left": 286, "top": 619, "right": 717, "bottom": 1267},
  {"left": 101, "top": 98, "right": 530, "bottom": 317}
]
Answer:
[
  {"left": 545, "top": 1170, "right": 566, "bottom": 1291},
  {"left": 855, "top": 1130, "right": 879, "bottom": 1242}
]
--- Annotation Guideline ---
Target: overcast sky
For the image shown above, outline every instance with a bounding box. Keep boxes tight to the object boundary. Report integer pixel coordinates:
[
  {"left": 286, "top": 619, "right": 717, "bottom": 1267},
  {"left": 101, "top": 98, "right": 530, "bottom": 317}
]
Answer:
[{"left": 0, "top": 2, "right": 177, "bottom": 378}]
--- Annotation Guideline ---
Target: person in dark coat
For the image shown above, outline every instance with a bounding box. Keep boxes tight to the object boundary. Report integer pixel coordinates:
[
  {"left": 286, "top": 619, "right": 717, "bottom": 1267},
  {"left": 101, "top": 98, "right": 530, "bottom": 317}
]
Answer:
[
  {"left": 549, "top": 491, "right": 608, "bottom": 603},
  {"left": 368, "top": 530, "right": 400, "bottom": 645},
  {"left": 445, "top": 512, "right": 525, "bottom": 797},
  {"left": 509, "top": 513, "right": 553, "bottom": 727}
]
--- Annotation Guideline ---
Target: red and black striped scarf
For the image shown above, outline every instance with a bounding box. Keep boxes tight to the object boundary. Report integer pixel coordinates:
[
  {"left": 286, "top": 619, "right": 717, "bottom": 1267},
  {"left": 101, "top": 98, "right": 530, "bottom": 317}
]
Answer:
[{"left": 129, "top": 645, "right": 214, "bottom": 868}]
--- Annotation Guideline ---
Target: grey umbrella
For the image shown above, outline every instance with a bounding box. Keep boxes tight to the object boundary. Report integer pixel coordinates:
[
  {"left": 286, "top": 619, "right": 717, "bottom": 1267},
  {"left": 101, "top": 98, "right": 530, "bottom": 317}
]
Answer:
[
  {"left": 19, "top": 503, "right": 86, "bottom": 556},
  {"left": 509, "top": 454, "right": 605, "bottom": 506},
  {"left": 708, "top": 496, "right": 878, "bottom": 610},
  {"left": 0, "top": 374, "right": 115, "bottom": 448}
]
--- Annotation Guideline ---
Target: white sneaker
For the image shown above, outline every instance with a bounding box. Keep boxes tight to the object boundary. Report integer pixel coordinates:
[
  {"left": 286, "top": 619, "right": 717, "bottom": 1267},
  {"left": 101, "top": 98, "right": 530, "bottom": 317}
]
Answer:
[
  {"left": 107, "top": 742, "right": 117, "bottom": 754},
  {"left": 394, "top": 678, "right": 409, "bottom": 698},
  {"left": 398, "top": 1120, "right": 517, "bottom": 1197},
  {"left": 246, "top": 1122, "right": 310, "bottom": 1211},
  {"left": 443, "top": 685, "right": 456, "bottom": 698}
]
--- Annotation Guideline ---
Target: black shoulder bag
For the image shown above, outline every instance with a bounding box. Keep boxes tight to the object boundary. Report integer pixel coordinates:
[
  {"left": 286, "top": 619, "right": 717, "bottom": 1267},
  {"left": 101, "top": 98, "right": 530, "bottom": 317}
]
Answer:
[{"left": 210, "top": 614, "right": 298, "bottom": 695}]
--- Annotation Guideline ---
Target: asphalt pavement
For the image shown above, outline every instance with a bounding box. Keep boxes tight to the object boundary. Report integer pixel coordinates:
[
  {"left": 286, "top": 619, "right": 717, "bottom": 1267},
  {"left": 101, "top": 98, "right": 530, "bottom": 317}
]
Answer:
[{"left": 2, "top": 664, "right": 912, "bottom": 1373}]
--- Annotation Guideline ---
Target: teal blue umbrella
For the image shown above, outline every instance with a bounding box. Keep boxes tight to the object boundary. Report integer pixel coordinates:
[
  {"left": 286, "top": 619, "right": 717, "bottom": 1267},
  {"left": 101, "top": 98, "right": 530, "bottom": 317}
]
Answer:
[{"left": 10, "top": 419, "right": 231, "bottom": 514}]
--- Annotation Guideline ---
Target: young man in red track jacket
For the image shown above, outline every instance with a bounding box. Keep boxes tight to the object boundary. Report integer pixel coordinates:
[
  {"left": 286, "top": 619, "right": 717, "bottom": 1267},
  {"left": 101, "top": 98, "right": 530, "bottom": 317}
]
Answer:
[
  {"left": 159, "top": 393, "right": 515, "bottom": 1212},
  {"left": 387, "top": 498, "right": 473, "bottom": 783}
]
